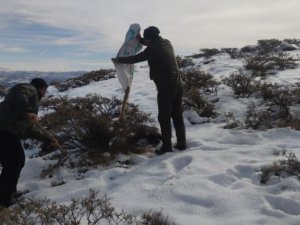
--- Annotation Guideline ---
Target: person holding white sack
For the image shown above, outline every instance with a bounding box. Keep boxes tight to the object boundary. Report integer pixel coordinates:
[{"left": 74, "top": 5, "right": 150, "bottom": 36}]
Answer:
[{"left": 112, "top": 26, "right": 186, "bottom": 154}]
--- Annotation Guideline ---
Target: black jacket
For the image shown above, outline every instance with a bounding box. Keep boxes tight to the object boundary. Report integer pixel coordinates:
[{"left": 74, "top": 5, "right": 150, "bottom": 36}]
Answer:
[
  {"left": 118, "top": 36, "right": 180, "bottom": 87},
  {"left": 0, "top": 83, "right": 47, "bottom": 140}
]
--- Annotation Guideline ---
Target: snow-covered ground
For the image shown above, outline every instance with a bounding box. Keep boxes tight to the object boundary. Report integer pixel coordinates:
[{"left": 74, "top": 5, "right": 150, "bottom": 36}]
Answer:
[{"left": 14, "top": 52, "right": 300, "bottom": 224}]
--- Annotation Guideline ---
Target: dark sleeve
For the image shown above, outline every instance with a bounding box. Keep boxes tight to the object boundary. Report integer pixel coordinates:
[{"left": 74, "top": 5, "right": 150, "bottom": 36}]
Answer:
[
  {"left": 12, "top": 86, "right": 35, "bottom": 115},
  {"left": 24, "top": 124, "right": 50, "bottom": 142},
  {"left": 118, "top": 48, "right": 150, "bottom": 64}
]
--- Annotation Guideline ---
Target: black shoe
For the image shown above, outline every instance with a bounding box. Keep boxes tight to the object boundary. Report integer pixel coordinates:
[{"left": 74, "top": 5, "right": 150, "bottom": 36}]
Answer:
[
  {"left": 155, "top": 146, "right": 172, "bottom": 155},
  {"left": 173, "top": 143, "right": 186, "bottom": 151}
]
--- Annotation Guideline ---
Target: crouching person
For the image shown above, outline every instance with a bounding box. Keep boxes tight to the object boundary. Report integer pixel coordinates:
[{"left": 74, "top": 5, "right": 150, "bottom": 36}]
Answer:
[{"left": 0, "top": 78, "right": 59, "bottom": 207}]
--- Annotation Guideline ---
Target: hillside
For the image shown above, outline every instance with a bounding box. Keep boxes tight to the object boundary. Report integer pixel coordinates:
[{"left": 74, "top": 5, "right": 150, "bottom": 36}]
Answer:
[{"left": 1, "top": 39, "right": 300, "bottom": 225}]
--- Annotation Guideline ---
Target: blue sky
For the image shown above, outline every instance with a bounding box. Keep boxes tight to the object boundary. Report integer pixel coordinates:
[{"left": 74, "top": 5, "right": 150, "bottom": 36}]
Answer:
[{"left": 0, "top": 0, "right": 300, "bottom": 71}]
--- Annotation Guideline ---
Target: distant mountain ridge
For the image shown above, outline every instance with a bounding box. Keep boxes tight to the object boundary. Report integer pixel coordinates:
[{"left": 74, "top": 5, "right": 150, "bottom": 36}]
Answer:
[{"left": 0, "top": 70, "right": 86, "bottom": 87}]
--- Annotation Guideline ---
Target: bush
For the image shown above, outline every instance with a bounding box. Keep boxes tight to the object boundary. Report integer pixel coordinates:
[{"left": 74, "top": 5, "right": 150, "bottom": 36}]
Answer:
[
  {"left": 221, "top": 48, "right": 240, "bottom": 59},
  {"left": 0, "top": 190, "right": 176, "bottom": 225},
  {"left": 242, "top": 54, "right": 274, "bottom": 78},
  {"left": 183, "top": 89, "right": 216, "bottom": 118},
  {"left": 271, "top": 52, "right": 298, "bottom": 70},
  {"left": 222, "top": 69, "right": 259, "bottom": 98},
  {"left": 244, "top": 103, "right": 272, "bottom": 130},
  {"left": 283, "top": 39, "right": 300, "bottom": 46},
  {"left": 176, "top": 56, "right": 194, "bottom": 68},
  {"left": 261, "top": 149, "right": 300, "bottom": 184},
  {"left": 181, "top": 69, "right": 220, "bottom": 94},
  {"left": 39, "top": 95, "right": 160, "bottom": 176},
  {"left": 52, "top": 69, "right": 115, "bottom": 92},
  {"left": 200, "top": 48, "right": 222, "bottom": 58},
  {"left": 243, "top": 49, "right": 298, "bottom": 78},
  {"left": 223, "top": 112, "right": 242, "bottom": 129},
  {"left": 260, "top": 83, "right": 295, "bottom": 105},
  {"left": 257, "top": 39, "right": 282, "bottom": 54}
]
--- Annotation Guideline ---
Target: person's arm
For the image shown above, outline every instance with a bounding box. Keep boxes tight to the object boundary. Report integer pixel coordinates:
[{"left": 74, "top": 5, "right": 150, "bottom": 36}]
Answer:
[{"left": 113, "top": 48, "right": 149, "bottom": 64}]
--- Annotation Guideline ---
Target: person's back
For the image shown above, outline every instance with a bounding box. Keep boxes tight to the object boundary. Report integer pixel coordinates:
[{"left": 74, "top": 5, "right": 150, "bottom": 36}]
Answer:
[
  {"left": 0, "top": 83, "right": 39, "bottom": 137},
  {"left": 146, "top": 37, "right": 179, "bottom": 84}
]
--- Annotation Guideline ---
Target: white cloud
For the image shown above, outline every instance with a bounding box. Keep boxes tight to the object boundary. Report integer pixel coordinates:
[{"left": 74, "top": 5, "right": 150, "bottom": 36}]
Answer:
[{"left": 1, "top": 0, "right": 300, "bottom": 70}]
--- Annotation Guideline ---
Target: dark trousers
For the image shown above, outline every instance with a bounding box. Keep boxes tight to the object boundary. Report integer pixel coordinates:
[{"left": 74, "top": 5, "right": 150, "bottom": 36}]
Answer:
[
  {"left": 0, "top": 130, "right": 25, "bottom": 207},
  {"left": 157, "top": 81, "right": 186, "bottom": 150}
]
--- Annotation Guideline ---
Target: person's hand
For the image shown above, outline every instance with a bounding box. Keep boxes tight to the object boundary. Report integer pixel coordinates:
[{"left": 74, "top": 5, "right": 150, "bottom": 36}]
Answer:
[
  {"left": 111, "top": 58, "right": 118, "bottom": 63},
  {"left": 27, "top": 113, "right": 38, "bottom": 124},
  {"left": 136, "top": 33, "right": 141, "bottom": 40},
  {"left": 49, "top": 137, "right": 59, "bottom": 148}
]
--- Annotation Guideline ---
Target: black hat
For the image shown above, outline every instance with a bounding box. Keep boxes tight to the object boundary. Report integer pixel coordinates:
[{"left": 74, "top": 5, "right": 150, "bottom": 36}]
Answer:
[
  {"left": 30, "top": 78, "right": 48, "bottom": 89},
  {"left": 143, "top": 26, "right": 160, "bottom": 40}
]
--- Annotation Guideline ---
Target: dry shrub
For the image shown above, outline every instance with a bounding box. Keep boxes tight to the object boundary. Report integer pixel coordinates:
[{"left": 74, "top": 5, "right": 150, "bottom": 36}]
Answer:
[
  {"left": 242, "top": 54, "right": 274, "bottom": 78},
  {"left": 222, "top": 69, "right": 259, "bottom": 98},
  {"left": 261, "top": 83, "right": 296, "bottom": 106},
  {"left": 244, "top": 103, "right": 272, "bottom": 130},
  {"left": 181, "top": 69, "right": 220, "bottom": 94},
  {"left": 176, "top": 56, "right": 194, "bottom": 68},
  {"left": 221, "top": 48, "right": 240, "bottom": 59},
  {"left": 257, "top": 39, "right": 282, "bottom": 54},
  {"left": 283, "top": 39, "right": 300, "bottom": 46},
  {"left": 0, "top": 190, "right": 176, "bottom": 225},
  {"left": 242, "top": 39, "right": 299, "bottom": 78},
  {"left": 261, "top": 149, "right": 300, "bottom": 184},
  {"left": 39, "top": 95, "right": 160, "bottom": 175},
  {"left": 141, "top": 210, "right": 175, "bottom": 225},
  {"left": 200, "top": 48, "right": 222, "bottom": 59},
  {"left": 180, "top": 69, "right": 219, "bottom": 119},
  {"left": 223, "top": 112, "right": 242, "bottom": 129},
  {"left": 183, "top": 89, "right": 216, "bottom": 118}
]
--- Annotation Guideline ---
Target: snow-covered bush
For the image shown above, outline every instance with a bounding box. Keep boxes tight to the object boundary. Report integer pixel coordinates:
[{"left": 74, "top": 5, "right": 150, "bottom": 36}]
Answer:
[
  {"left": 221, "top": 48, "right": 240, "bottom": 59},
  {"left": 244, "top": 103, "right": 272, "bottom": 130},
  {"left": 261, "top": 149, "right": 300, "bottom": 184}
]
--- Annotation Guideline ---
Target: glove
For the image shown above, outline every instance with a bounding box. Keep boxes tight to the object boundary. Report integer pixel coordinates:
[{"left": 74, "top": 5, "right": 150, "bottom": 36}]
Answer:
[{"left": 111, "top": 58, "right": 119, "bottom": 63}]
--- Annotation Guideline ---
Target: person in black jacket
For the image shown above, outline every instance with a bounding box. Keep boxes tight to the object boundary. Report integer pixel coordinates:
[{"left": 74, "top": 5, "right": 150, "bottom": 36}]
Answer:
[
  {"left": 0, "top": 78, "right": 59, "bottom": 207},
  {"left": 112, "top": 26, "right": 186, "bottom": 154}
]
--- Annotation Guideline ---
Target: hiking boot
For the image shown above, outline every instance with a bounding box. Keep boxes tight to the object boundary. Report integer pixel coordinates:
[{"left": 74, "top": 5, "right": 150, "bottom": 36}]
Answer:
[
  {"left": 155, "top": 146, "right": 172, "bottom": 155},
  {"left": 173, "top": 143, "right": 186, "bottom": 151}
]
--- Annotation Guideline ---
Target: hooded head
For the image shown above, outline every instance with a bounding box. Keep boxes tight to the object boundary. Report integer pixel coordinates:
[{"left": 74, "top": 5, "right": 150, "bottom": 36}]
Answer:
[
  {"left": 143, "top": 26, "right": 160, "bottom": 41},
  {"left": 30, "top": 78, "right": 48, "bottom": 100}
]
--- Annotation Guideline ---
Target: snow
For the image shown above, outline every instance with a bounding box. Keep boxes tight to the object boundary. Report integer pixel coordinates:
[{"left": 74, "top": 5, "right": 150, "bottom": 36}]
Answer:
[{"left": 14, "top": 51, "right": 300, "bottom": 224}]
